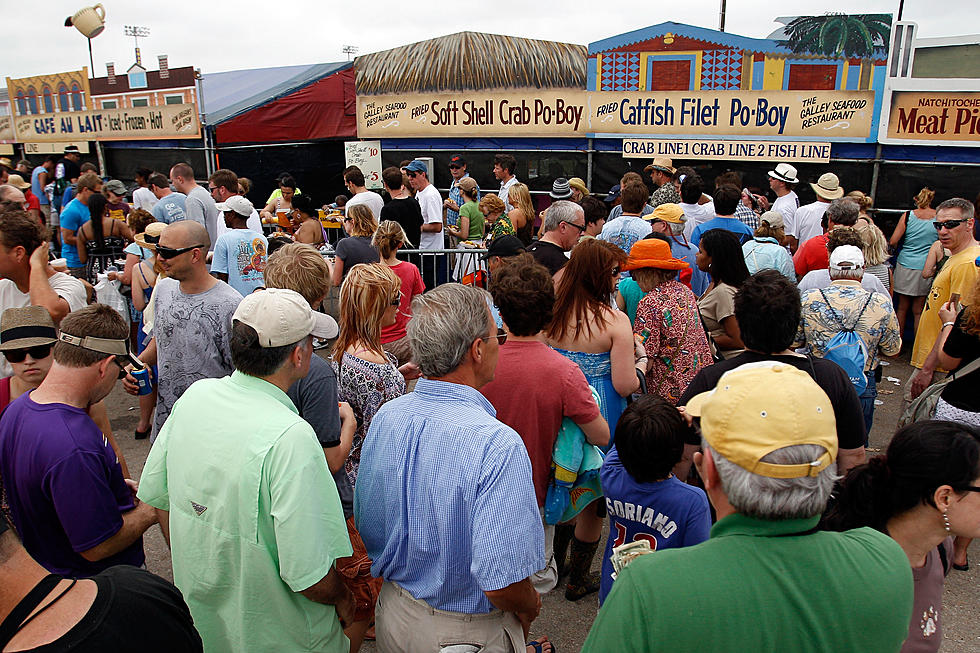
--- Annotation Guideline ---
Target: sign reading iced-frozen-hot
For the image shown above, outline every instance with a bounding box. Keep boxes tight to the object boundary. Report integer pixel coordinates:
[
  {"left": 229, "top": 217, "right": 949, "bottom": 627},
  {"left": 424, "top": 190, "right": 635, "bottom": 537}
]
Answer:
[{"left": 13, "top": 104, "right": 200, "bottom": 142}]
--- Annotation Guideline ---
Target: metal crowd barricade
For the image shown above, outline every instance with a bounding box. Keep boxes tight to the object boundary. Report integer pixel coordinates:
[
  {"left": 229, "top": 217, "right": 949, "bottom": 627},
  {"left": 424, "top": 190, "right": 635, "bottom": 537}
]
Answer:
[{"left": 321, "top": 248, "right": 490, "bottom": 289}]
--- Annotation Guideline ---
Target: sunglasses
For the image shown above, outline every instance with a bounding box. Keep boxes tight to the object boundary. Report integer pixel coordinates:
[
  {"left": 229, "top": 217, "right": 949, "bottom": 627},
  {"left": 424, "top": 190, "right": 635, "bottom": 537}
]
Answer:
[
  {"left": 481, "top": 328, "right": 507, "bottom": 346},
  {"left": 934, "top": 219, "right": 968, "bottom": 231},
  {"left": 111, "top": 356, "right": 129, "bottom": 379},
  {"left": 390, "top": 291, "right": 402, "bottom": 307},
  {"left": 562, "top": 220, "right": 586, "bottom": 233},
  {"left": 156, "top": 244, "right": 205, "bottom": 259},
  {"left": 958, "top": 486, "right": 980, "bottom": 493},
  {"left": 449, "top": 165, "right": 462, "bottom": 170},
  {"left": 611, "top": 267, "right": 621, "bottom": 276},
  {"left": 2, "top": 343, "right": 53, "bottom": 363}
]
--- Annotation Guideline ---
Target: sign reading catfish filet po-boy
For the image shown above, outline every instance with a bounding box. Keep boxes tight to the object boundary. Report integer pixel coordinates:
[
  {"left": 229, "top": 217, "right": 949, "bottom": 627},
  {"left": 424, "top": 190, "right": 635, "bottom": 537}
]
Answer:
[
  {"left": 590, "top": 90, "right": 874, "bottom": 140},
  {"left": 13, "top": 104, "right": 201, "bottom": 142}
]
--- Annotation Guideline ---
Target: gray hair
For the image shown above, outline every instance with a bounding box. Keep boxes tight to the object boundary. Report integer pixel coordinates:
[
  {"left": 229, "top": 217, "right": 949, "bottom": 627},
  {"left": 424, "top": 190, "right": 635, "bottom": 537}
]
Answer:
[
  {"left": 829, "top": 265, "right": 864, "bottom": 281},
  {"left": 705, "top": 441, "right": 838, "bottom": 520},
  {"left": 825, "top": 198, "right": 859, "bottom": 227},
  {"left": 666, "top": 221, "right": 685, "bottom": 236},
  {"left": 937, "top": 197, "right": 975, "bottom": 220},
  {"left": 543, "top": 200, "right": 583, "bottom": 232},
  {"left": 408, "top": 283, "right": 492, "bottom": 377}
]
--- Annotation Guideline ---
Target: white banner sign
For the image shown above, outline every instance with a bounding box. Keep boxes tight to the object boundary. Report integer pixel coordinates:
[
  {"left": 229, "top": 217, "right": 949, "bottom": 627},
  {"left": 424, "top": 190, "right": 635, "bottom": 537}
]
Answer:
[{"left": 622, "top": 139, "right": 832, "bottom": 162}]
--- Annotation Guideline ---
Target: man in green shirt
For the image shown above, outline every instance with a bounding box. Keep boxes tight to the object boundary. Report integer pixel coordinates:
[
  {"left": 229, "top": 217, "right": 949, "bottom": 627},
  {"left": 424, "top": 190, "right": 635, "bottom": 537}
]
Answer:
[
  {"left": 138, "top": 288, "right": 353, "bottom": 652},
  {"left": 584, "top": 362, "right": 913, "bottom": 653}
]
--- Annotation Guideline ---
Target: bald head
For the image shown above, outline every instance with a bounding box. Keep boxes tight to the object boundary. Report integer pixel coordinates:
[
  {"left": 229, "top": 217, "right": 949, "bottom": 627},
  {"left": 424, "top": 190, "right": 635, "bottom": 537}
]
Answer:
[
  {"left": 0, "top": 185, "right": 26, "bottom": 210},
  {"left": 163, "top": 220, "right": 210, "bottom": 250}
]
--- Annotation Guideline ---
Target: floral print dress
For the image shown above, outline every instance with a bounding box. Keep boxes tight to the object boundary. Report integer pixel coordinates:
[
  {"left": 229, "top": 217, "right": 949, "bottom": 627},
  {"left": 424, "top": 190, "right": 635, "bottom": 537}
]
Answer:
[
  {"left": 334, "top": 350, "right": 406, "bottom": 486},
  {"left": 633, "top": 280, "right": 713, "bottom": 404}
]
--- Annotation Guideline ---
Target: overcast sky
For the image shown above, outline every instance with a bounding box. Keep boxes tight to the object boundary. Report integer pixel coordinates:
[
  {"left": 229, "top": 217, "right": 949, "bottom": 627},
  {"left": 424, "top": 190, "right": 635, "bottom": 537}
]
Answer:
[{"left": 4, "top": 1, "right": 977, "bottom": 81}]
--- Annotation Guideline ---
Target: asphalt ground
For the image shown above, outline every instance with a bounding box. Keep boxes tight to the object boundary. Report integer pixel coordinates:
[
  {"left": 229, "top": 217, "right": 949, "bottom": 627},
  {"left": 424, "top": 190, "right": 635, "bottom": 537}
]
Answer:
[{"left": 110, "top": 349, "right": 979, "bottom": 652}]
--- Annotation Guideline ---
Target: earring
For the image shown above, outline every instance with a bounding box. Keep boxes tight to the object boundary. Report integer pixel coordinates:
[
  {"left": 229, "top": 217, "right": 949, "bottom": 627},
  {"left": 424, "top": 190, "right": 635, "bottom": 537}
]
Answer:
[{"left": 943, "top": 510, "right": 951, "bottom": 534}]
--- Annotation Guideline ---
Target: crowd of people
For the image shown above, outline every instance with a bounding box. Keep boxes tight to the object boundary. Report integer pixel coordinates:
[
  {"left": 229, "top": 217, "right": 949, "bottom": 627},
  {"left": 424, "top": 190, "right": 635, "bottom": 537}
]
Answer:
[{"left": 0, "top": 149, "right": 978, "bottom": 653}]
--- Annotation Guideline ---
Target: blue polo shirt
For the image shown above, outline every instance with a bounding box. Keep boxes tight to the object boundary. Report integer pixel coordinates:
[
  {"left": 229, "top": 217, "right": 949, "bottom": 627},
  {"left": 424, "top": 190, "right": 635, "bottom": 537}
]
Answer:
[
  {"left": 59, "top": 198, "right": 90, "bottom": 268},
  {"left": 690, "top": 216, "right": 754, "bottom": 246}
]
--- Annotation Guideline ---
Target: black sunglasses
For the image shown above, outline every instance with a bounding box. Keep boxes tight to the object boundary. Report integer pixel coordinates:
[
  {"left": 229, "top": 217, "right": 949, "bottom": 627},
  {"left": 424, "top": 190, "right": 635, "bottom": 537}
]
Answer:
[
  {"left": 934, "top": 219, "right": 968, "bottom": 231},
  {"left": 156, "top": 244, "right": 205, "bottom": 259},
  {"left": 562, "top": 220, "right": 586, "bottom": 233},
  {"left": 958, "top": 486, "right": 980, "bottom": 493},
  {"left": 2, "top": 343, "right": 53, "bottom": 363},
  {"left": 111, "top": 356, "right": 130, "bottom": 380},
  {"left": 390, "top": 291, "right": 402, "bottom": 307},
  {"left": 481, "top": 328, "right": 507, "bottom": 346}
]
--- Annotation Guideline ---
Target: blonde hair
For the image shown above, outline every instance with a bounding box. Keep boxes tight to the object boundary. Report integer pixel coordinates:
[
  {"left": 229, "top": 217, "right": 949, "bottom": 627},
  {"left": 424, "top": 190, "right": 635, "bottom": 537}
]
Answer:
[
  {"left": 264, "top": 243, "right": 331, "bottom": 306},
  {"left": 854, "top": 216, "right": 888, "bottom": 267},
  {"left": 754, "top": 222, "right": 786, "bottom": 242},
  {"left": 373, "top": 220, "right": 411, "bottom": 258},
  {"left": 913, "top": 187, "right": 935, "bottom": 210},
  {"left": 346, "top": 204, "right": 378, "bottom": 237},
  {"left": 846, "top": 190, "right": 873, "bottom": 213},
  {"left": 333, "top": 263, "right": 401, "bottom": 363},
  {"left": 479, "top": 194, "right": 505, "bottom": 216},
  {"left": 508, "top": 183, "right": 535, "bottom": 223}
]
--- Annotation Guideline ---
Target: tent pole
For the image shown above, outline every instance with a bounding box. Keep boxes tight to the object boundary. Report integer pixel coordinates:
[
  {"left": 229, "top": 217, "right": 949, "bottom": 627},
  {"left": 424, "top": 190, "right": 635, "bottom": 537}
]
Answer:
[{"left": 586, "top": 138, "right": 593, "bottom": 192}]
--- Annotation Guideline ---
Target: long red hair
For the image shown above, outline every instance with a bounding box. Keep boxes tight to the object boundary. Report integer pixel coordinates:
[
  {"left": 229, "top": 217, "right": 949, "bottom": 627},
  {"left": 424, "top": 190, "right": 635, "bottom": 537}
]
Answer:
[{"left": 548, "top": 238, "right": 628, "bottom": 342}]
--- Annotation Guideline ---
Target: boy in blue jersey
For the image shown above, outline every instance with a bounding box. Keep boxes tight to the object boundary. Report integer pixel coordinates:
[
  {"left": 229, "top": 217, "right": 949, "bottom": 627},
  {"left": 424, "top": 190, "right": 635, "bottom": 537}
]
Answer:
[{"left": 598, "top": 395, "right": 711, "bottom": 604}]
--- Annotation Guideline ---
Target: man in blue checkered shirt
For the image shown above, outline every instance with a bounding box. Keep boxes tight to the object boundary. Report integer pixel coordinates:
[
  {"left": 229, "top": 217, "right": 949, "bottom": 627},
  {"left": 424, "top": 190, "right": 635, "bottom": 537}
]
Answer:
[{"left": 355, "top": 283, "right": 547, "bottom": 653}]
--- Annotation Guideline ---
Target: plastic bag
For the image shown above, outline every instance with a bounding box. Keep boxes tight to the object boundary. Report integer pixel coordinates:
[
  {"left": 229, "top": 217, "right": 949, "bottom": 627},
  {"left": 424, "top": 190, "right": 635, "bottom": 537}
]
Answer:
[{"left": 93, "top": 275, "right": 130, "bottom": 328}]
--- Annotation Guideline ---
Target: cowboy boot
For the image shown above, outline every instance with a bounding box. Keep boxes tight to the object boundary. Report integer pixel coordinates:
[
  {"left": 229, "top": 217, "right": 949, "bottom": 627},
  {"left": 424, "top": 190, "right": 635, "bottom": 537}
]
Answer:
[
  {"left": 553, "top": 523, "right": 575, "bottom": 580},
  {"left": 564, "top": 536, "right": 601, "bottom": 601}
]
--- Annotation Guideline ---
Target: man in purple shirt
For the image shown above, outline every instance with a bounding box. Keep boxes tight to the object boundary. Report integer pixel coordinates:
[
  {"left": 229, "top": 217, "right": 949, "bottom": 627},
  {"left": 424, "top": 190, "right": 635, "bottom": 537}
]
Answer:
[{"left": 0, "top": 304, "right": 157, "bottom": 576}]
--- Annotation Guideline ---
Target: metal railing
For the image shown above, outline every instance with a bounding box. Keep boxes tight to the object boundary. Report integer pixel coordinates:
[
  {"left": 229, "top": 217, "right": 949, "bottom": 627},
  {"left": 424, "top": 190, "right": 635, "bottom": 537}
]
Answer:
[{"left": 322, "top": 247, "right": 490, "bottom": 289}]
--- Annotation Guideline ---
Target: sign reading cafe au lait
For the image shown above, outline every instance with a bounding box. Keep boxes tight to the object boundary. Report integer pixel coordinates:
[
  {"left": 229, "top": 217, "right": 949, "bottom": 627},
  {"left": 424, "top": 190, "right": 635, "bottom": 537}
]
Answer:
[
  {"left": 13, "top": 104, "right": 201, "bottom": 142},
  {"left": 357, "top": 90, "right": 876, "bottom": 141}
]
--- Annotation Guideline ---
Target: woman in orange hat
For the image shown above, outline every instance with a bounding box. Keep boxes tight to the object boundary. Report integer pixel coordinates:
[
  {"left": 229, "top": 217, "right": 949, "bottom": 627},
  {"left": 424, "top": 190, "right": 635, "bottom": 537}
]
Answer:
[{"left": 625, "top": 236, "right": 714, "bottom": 404}]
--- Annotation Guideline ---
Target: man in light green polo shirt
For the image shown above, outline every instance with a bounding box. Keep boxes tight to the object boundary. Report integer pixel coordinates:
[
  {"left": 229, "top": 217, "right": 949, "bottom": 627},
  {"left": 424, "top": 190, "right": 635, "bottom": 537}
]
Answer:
[
  {"left": 584, "top": 362, "right": 913, "bottom": 653},
  {"left": 138, "top": 288, "right": 353, "bottom": 652}
]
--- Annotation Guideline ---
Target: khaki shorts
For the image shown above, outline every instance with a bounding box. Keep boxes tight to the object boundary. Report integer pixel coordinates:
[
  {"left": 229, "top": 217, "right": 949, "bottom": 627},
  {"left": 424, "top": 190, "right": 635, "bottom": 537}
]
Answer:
[
  {"left": 336, "top": 516, "right": 383, "bottom": 623},
  {"left": 375, "top": 581, "right": 523, "bottom": 653},
  {"left": 382, "top": 336, "right": 413, "bottom": 367}
]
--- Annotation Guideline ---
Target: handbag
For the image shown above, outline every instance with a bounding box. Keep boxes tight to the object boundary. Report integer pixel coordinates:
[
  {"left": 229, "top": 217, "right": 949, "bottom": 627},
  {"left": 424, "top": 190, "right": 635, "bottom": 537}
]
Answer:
[{"left": 898, "top": 357, "right": 980, "bottom": 428}]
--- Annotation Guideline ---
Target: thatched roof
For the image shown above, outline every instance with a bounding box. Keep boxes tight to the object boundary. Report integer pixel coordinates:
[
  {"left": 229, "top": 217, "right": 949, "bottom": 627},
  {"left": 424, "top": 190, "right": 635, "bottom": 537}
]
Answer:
[{"left": 355, "top": 31, "right": 587, "bottom": 95}]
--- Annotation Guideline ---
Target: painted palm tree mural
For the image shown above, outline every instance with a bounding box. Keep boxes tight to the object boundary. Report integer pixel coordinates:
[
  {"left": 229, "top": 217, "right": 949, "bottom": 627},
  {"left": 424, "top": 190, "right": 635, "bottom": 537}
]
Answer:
[{"left": 784, "top": 13, "right": 891, "bottom": 58}]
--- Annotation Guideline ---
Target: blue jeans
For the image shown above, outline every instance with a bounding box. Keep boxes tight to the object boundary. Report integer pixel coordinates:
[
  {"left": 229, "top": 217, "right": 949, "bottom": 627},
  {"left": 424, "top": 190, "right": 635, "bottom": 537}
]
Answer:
[{"left": 858, "top": 371, "right": 877, "bottom": 444}]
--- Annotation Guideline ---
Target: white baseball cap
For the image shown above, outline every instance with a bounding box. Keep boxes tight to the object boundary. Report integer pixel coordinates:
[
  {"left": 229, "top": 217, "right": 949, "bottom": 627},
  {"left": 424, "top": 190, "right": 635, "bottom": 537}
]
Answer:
[
  {"left": 216, "top": 195, "right": 254, "bottom": 217},
  {"left": 232, "top": 288, "right": 338, "bottom": 346},
  {"left": 829, "top": 244, "right": 865, "bottom": 271}
]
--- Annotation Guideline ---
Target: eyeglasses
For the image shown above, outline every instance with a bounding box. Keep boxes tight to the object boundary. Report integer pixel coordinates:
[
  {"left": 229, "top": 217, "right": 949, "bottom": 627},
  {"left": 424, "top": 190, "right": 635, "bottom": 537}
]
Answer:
[
  {"left": 562, "top": 220, "right": 586, "bottom": 233},
  {"left": 934, "top": 219, "right": 968, "bottom": 231},
  {"left": 156, "top": 244, "right": 205, "bottom": 259},
  {"left": 390, "top": 291, "right": 402, "bottom": 307},
  {"left": 957, "top": 486, "right": 980, "bottom": 493},
  {"left": 208, "top": 185, "right": 220, "bottom": 194},
  {"left": 481, "top": 328, "right": 507, "bottom": 346},
  {"left": 2, "top": 344, "right": 53, "bottom": 363},
  {"left": 449, "top": 165, "right": 462, "bottom": 170},
  {"left": 611, "top": 267, "right": 621, "bottom": 276},
  {"left": 406, "top": 172, "right": 418, "bottom": 178}
]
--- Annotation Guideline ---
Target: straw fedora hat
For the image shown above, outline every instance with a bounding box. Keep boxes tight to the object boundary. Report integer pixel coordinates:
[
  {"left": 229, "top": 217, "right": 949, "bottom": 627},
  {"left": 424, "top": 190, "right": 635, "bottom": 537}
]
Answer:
[
  {"left": 644, "top": 157, "right": 675, "bottom": 176},
  {"left": 134, "top": 222, "right": 167, "bottom": 251},
  {"left": 0, "top": 306, "right": 58, "bottom": 350},
  {"left": 810, "top": 173, "right": 844, "bottom": 200},
  {"left": 623, "top": 238, "right": 689, "bottom": 271}
]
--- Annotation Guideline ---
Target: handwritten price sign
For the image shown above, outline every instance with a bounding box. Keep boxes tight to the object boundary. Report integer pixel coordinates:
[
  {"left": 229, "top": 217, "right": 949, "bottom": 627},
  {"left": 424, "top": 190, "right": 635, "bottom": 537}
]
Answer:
[{"left": 344, "top": 140, "right": 383, "bottom": 190}]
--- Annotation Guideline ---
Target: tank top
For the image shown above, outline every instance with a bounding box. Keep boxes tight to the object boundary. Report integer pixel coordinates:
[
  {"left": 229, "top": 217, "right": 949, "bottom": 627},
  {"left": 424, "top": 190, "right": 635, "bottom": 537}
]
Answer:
[{"left": 897, "top": 210, "right": 938, "bottom": 271}]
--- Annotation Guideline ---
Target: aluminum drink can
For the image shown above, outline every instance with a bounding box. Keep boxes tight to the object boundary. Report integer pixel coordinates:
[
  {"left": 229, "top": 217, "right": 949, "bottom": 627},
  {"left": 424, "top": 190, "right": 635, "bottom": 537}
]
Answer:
[{"left": 132, "top": 366, "right": 152, "bottom": 395}]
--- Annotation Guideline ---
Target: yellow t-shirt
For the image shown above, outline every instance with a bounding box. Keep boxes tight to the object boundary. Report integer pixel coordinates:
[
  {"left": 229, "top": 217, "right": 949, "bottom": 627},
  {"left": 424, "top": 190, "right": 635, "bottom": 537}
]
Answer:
[{"left": 912, "top": 244, "right": 980, "bottom": 370}]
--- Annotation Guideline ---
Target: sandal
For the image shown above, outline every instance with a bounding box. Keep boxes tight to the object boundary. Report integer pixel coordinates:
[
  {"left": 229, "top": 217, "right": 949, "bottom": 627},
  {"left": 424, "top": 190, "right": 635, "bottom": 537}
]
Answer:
[
  {"left": 135, "top": 426, "right": 151, "bottom": 440},
  {"left": 527, "top": 637, "right": 555, "bottom": 653},
  {"left": 952, "top": 554, "right": 969, "bottom": 572}
]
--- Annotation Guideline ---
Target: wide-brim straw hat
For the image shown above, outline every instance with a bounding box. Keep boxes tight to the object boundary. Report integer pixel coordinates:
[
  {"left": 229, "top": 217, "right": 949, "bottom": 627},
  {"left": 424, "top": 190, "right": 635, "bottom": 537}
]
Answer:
[
  {"left": 134, "top": 222, "right": 167, "bottom": 251},
  {"left": 810, "top": 173, "right": 844, "bottom": 200},
  {"left": 0, "top": 306, "right": 57, "bottom": 350},
  {"left": 568, "top": 177, "right": 589, "bottom": 198},
  {"left": 623, "top": 238, "right": 689, "bottom": 271},
  {"left": 644, "top": 157, "right": 675, "bottom": 176}
]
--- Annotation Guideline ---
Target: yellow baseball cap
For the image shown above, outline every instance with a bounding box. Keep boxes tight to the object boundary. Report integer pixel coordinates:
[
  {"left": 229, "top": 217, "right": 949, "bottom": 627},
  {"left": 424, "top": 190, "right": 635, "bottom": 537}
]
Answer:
[{"left": 684, "top": 362, "right": 838, "bottom": 478}]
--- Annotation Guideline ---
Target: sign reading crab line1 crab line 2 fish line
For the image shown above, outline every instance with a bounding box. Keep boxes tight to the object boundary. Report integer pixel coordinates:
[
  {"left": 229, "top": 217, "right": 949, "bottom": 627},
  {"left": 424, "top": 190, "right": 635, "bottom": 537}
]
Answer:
[{"left": 623, "top": 139, "right": 832, "bottom": 162}]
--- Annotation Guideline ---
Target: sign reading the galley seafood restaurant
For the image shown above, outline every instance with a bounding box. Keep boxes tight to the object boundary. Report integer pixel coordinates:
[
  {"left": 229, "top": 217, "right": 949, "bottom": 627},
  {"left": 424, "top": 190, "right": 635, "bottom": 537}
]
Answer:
[
  {"left": 12, "top": 104, "right": 200, "bottom": 142},
  {"left": 623, "top": 139, "right": 832, "bottom": 162},
  {"left": 358, "top": 90, "right": 876, "bottom": 141},
  {"left": 885, "top": 92, "right": 980, "bottom": 143}
]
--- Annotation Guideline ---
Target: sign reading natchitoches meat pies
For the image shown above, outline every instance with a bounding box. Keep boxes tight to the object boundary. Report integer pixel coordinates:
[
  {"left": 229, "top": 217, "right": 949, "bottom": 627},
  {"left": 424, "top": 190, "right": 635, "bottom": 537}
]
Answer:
[
  {"left": 13, "top": 104, "right": 201, "bottom": 142},
  {"left": 357, "top": 90, "right": 876, "bottom": 142},
  {"left": 886, "top": 92, "right": 980, "bottom": 143}
]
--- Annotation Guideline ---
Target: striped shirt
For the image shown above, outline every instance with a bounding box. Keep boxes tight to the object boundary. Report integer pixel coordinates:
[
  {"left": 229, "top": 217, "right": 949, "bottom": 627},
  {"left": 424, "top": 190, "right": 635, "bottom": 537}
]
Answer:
[{"left": 354, "top": 378, "right": 545, "bottom": 614}]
